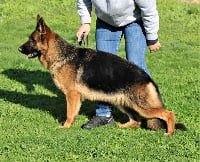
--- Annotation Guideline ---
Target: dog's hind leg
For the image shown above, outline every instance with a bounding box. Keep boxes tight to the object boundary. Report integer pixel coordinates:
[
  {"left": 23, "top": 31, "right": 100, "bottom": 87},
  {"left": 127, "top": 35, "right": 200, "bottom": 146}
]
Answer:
[
  {"left": 116, "top": 106, "right": 142, "bottom": 128},
  {"left": 129, "top": 83, "right": 175, "bottom": 135},
  {"left": 136, "top": 107, "right": 175, "bottom": 136},
  {"left": 61, "top": 90, "right": 81, "bottom": 128}
]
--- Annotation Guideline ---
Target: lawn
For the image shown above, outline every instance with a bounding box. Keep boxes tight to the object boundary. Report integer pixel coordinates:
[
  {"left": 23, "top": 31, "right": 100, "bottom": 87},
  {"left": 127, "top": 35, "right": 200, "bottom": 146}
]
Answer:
[{"left": 0, "top": 0, "right": 199, "bottom": 161}]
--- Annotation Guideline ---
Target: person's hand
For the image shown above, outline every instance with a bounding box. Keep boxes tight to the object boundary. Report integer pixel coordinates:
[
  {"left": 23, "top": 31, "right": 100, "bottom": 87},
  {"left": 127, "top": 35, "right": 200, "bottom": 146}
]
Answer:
[
  {"left": 148, "top": 41, "right": 161, "bottom": 53},
  {"left": 76, "top": 24, "right": 90, "bottom": 42}
]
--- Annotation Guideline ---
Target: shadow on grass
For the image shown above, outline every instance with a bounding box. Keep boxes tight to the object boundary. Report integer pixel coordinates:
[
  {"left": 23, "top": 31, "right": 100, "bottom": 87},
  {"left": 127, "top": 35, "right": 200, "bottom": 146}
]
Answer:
[{"left": 1, "top": 69, "right": 127, "bottom": 124}]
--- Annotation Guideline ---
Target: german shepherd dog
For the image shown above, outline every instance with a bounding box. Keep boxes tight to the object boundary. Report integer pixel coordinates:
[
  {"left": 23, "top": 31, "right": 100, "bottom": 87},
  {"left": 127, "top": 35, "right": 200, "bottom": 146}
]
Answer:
[{"left": 18, "top": 15, "right": 186, "bottom": 136}]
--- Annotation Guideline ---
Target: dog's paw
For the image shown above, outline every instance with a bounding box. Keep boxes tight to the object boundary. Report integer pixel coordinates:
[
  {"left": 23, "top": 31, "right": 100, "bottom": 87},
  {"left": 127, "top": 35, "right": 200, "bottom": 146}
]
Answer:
[
  {"left": 59, "top": 125, "right": 68, "bottom": 129},
  {"left": 164, "top": 132, "right": 174, "bottom": 136},
  {"left": 59, "top": 122, "right": 71, "bottom": 128}
]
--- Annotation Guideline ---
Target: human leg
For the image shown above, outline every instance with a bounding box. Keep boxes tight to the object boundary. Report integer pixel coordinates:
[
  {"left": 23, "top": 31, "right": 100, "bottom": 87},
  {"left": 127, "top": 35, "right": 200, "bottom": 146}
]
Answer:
[
  {"left": 81, "top": 19, "right": 122, "bottom": 129},
  {"left": 95, "top": 18, "right": 122, "bottom": 55},
  {"left": 123, "top": 21, "right": 151, "bottom": 75},
  {"left": 95, "top": 18, "right": 122, "bottom": 117}
]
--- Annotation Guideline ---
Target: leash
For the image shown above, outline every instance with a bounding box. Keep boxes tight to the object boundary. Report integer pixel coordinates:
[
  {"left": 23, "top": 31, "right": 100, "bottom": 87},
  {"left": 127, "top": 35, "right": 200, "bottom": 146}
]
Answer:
[{"left": 78, "top": 33, "right": 89, "bottom": 48}]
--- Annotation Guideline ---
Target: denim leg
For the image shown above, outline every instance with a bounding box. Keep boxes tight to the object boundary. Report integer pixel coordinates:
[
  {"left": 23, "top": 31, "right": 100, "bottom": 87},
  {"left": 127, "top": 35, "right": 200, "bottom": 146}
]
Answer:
[
  {"left": 96, "top": 19, "right": 122, "bottom": 55},
  {"left": 124, "top": 22, "right": 151, "bottom": 76},
  {"left": 95, "top": 19, "right": 122, "bottom": 117}
]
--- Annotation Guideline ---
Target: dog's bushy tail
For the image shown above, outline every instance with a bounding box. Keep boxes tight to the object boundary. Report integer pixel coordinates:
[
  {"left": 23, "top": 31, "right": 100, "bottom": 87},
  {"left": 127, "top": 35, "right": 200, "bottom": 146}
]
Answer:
[
  {"left": 145, "top": 119, "right": 187, "bottom": 131},
  {"left": 175, "top": 123, "right": 187, "bottom": 131}
]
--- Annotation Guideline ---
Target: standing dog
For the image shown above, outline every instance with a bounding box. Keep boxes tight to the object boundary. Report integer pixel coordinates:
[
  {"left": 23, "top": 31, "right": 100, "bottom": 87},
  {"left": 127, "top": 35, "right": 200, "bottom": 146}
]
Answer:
[{"left": 18, "top": 15, "right": 186, "bottom": 136}]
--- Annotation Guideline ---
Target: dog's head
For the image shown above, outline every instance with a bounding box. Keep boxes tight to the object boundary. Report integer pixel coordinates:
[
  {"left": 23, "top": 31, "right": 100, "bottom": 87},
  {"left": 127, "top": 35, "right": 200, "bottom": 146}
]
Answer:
[{"left": 18, "top": 15, "right": 50, "bottom": 59}]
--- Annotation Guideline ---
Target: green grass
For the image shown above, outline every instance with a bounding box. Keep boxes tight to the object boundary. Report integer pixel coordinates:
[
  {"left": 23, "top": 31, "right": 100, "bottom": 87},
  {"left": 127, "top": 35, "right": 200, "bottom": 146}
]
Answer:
[{"left": 0, "top": 0, "right": 199, "bottom": 161}]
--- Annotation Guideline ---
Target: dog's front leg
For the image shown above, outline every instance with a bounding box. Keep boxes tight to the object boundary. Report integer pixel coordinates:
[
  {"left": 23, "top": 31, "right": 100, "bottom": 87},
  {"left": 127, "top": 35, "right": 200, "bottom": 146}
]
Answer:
[{"left": 61, "top": 90, "right": 81, "bottom": 128}]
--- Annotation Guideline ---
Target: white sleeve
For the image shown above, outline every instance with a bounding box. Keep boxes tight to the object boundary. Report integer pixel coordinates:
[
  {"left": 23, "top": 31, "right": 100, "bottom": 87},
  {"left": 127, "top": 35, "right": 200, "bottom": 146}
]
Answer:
[
  {"left": 135, "top": 0, "right": 159, "bottom": 40},
  {"left": 77, "top": 0, "right": 92, "bottom": 24}
]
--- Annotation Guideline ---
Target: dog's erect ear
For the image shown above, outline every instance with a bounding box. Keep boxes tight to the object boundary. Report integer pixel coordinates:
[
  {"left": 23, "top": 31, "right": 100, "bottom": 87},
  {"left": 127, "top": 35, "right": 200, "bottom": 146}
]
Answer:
[
  {"left": 36, "top": 14, "right": 47, "bottom": 34},
  {"left": 37, "top": 14, "right": 41, "bottom": 22}
]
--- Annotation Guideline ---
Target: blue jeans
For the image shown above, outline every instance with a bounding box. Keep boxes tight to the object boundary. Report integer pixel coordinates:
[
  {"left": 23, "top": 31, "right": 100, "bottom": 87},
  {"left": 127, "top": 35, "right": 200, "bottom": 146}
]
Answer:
[{"left": 95, "top": 18, "right": 150, "bottom": 117}]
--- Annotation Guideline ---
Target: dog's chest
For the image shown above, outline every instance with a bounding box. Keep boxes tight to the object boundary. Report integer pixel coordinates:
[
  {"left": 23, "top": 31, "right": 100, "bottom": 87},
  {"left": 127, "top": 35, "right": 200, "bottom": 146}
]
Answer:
[
  {"left": 52, "top": 75, "right": 63, "bottom": 91},
  {"left": 50, "top": 64, "right": 76, "bottom": 93}
]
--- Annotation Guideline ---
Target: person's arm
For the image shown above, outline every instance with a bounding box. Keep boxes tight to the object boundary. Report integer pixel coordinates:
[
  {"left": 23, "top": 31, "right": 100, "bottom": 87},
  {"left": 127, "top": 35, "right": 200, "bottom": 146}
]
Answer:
[
  {"left": 135, "top": 0, "right": 161, "bottom": 52},
  {"left": 77, "top": 0, "right": 92, "bottom": 41},
  {"left": 77, "top": 0, "right": 92, "bottom": 24}
]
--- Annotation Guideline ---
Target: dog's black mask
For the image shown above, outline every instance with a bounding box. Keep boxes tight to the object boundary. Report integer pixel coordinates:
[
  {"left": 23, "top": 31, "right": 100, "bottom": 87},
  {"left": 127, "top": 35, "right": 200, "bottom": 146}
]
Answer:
[{"left": 18, "top": 37, "right": 41, "bottom": 59}]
